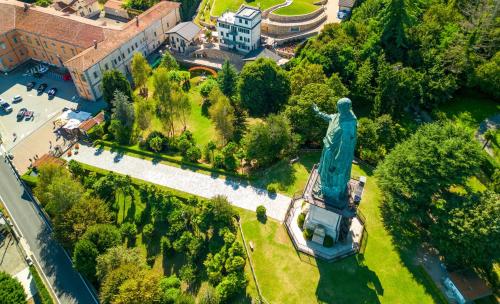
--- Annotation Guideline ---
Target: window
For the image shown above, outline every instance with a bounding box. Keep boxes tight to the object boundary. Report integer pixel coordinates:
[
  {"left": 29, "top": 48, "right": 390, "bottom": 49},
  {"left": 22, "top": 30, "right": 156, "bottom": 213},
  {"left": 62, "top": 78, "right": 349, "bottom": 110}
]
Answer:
[
  {"left": 121, "top": 54, "right": 125, "bottom": 59},
  {"left": 239, "top": 36, "right": 242, "bottom": 41},
  {"left": 154, "top": 32, "right": 157, "bottom": 37},
  {"left": 135, "top": 42, "right": 138, "bottom": 48},
  {"left": 0, "top": 42, "right": 6, "bottom": 49},
  {"left": 245, "top": 20, "right": 248, "bottom": 24},
  {"left": 13, "top": 37, "right": 18, "bottom": 44},
  {"left": 44, "top": 41, "right": 47, "bottom": 48},
  {"left": 104, "top": 63, "right": 109, "bottom": 70},
  {"left": 8, "top": 57, "right": 13, "bottom": 63},
  {"left": 19, "top": 50, "right": 24, "bottom": 56},
  {"left": 61, "top": 46, "right": 65, "bottom": 53},
  {"left": 127, "top": 48, "right": 130, "bottom": 54},
  {"left": 113, "top": 59, "right": 117, "bottom": 65},
  {"left": 80, "top": 74, "right": 86, "bottom": 82},
  {"left": 118, "top": 56, "right": 121, "bottom": 62},
  {"left": 93, "top": 71, "right": 98, "bottom": 79},
  {"left": 36, "top": 39, "right": 40, "bottom": 46},
  {"left": 71, "top": 49, "right": 75, "bottom": 56}
]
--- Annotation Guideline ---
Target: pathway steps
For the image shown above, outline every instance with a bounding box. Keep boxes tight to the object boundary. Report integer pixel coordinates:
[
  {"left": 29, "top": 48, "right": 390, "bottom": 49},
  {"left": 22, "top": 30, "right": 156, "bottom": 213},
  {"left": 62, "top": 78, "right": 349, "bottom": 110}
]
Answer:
[{"left": 67, "top": 145, "right": 291, "bottom": 221}]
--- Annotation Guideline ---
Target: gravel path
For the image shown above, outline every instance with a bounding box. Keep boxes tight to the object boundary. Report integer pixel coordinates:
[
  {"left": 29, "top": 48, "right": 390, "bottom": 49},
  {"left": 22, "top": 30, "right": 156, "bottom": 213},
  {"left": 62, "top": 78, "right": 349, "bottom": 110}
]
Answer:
[{"left": 67, "top": 145, "right": 291, "bottom": 221}]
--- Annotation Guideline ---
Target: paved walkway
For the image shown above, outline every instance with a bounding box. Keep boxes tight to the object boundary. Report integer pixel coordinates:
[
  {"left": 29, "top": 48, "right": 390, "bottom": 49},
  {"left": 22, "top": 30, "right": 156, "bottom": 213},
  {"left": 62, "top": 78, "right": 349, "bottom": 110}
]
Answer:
[{"left": 67, "top": 145, "right": 291, "bottom": 221}]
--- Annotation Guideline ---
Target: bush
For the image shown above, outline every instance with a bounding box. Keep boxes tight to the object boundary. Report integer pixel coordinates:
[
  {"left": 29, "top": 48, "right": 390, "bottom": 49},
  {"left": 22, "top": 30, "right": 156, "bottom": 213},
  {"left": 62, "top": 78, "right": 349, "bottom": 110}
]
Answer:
[
  {"left": 256, "top": 205, "right": 266, "bottom": 220},
  {"left": 303, "top": 228, "right": 313, "bottom": 241},
  {"left": 160, "top": 236, "right": 172, "bottom": 254},
  {"left": 148, "top": 136, "right": 164, "bottom": 153},
  {"left": 120, "top": 222, "right": 137, "bottom": 240},
  {"left": 323, "top": 234, "right": 334, "bottom": 247},
  {"left": 0, "top": 271, "right": 27, "bottom": 304},
  {"left": 29, "top": 266, "right": 53, "bottom": 304},
  {"left": 266, "top": 183, "right": 278, "bottom": 194},
  {"left": 177, "top": 138, "right": 192, "bottom": 155},
  {"left": 297, "top": 213, "right": 306, "bottom": 230},
  {"left": 87, "top": 123, "right": 104, "bottom": 140},
  {"left": 213, "top": 152, "right": 224, "bottom": 168},
  {"left": 145, "top": 131, "right": 167, "bottom": 152},
  {"left": 142, "top": 223, "right": 154, "bottom": 240},
  {"left": 185, "top": 146, "right": 202, "bottom": 162}
]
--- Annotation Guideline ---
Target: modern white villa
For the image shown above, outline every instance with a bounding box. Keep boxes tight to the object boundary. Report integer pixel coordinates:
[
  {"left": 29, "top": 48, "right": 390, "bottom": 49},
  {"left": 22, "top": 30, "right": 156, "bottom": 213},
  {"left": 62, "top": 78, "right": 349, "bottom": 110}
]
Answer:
[{"left": 216, "top": 5, "right": 261, "bottom": 54}]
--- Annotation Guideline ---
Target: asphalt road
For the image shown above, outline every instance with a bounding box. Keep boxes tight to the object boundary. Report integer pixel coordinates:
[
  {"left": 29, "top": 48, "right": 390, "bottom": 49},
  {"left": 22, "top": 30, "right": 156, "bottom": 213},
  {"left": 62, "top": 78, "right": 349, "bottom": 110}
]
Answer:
[{"left": 0, "top": 154, "right": 98, "bottom": 304}]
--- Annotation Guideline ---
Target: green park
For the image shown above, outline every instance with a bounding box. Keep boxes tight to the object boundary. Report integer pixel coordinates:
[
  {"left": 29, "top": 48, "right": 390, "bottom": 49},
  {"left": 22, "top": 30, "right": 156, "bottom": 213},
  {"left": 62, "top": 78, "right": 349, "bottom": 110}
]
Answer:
[{"left": 6, "top": 0, "right": 498, "bottom": 303}]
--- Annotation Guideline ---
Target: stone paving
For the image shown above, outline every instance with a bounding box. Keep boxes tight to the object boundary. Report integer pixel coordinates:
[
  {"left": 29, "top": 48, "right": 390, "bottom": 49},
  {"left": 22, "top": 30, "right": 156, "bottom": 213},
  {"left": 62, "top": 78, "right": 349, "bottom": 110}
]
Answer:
[{"left": 67, "top": 145, "right": 292, "bottom": 221}]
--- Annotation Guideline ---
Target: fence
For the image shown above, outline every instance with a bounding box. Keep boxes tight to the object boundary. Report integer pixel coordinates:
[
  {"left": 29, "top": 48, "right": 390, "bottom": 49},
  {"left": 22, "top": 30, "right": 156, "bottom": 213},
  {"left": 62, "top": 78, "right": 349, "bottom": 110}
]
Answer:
[{"left": 283, "top": 193, "right": 368, "bottom": 262}]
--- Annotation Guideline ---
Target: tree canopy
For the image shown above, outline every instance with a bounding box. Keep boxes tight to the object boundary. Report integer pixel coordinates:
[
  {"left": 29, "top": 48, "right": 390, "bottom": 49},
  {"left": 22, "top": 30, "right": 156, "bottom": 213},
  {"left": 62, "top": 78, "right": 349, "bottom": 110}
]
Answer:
[
  {"left": 102, "top": 70, "right": 133, "bottom": 103},
  {"left": 0, "top": 271, "right": 26, "bottom": 304},
  {"left": 238, "top": 58, "right": 291, "bottom": 116}
]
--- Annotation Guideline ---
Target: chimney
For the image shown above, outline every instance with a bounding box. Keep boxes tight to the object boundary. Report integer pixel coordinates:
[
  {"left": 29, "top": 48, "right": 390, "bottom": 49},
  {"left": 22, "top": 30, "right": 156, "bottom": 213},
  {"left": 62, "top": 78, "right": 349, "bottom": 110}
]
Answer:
[
  {"left": 23, "top": 3, "right": 29, "bottom": 12},
  {"left": 93, "top": 40, "right": 97, "bottom": 49},
  {"left": 136, "top": 16, "right": 139, "bottom": 27}
]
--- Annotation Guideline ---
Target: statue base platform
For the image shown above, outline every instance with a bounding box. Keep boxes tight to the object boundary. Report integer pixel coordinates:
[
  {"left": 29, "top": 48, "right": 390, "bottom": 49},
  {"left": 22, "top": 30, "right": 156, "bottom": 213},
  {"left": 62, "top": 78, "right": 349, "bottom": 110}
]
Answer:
[{"left": 283, "top": 164, "right": 367, "bottom": 261}]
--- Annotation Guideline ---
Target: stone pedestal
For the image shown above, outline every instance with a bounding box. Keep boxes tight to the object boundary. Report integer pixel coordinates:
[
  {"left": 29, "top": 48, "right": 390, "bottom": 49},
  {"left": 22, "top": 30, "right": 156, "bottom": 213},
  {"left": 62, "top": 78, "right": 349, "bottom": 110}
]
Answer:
[{"left": 305, "top": 205, "right": 341, "bottom": 242}]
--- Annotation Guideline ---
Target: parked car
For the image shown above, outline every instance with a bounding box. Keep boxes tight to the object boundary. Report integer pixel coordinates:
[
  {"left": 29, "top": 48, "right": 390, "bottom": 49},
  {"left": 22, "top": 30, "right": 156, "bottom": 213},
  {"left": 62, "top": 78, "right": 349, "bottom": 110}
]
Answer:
[
  {"left": 27, "top": 81, "right": 36, "bottom": 90},
  {"left": 37, "top": 83, "right": 47, "bottom": 94},
  {"left": 12, "top": 95, "right": 22, "bottom": 103},
  {"left": 0, "top": 101, "right": 13, "bottom": 113},
  {"left": 24, "top": 110, "right": 34, "bottom": 120},
  {"left": 337, "top": 10, "right": 350, "bottom": 20},
  {"left": 17, "top": 108, "right": 27, "bottom": 120},
  {"left": 48, "top": 88, "right": 57, "bottom": 98}
]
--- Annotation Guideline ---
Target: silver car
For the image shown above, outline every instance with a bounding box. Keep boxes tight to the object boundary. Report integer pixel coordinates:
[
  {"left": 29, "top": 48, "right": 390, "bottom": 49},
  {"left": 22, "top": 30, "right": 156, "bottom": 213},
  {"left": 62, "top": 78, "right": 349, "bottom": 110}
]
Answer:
[{"left": 12, "top": 95, "right": 22, "bottom": 103}]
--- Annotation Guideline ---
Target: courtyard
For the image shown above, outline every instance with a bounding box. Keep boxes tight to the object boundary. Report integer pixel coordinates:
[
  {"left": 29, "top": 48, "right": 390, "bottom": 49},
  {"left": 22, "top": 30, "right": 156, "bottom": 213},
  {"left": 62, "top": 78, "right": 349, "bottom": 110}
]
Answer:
[{"left": 0, "top": 61, "right": 105, "bottom": 172}]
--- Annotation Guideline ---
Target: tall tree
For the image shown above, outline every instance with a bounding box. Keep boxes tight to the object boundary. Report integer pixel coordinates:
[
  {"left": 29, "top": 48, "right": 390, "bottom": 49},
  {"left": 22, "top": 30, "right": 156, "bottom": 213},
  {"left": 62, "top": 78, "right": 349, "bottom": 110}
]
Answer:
[
  {"left": 160, "top": 51, "right": 179, "bottom": 71},
  {"left": 217, "top": 60, "right": 239, "bottom": 98},
  {"left": 209, "top": 88, "right": 235, "bottom": 144},
  {"left": 112, "top": 271, "right": 162, "bottom": 304},
  {"left": 376, "top": 121, "right": 483, "bottom": 235},
  {"left": 96, "top": 247, "right": 146, "bottom": 281},
  {"left": 102, "top": 69, "right": 132, "bottom": 103},
  {"left": 111, "top": 91, "right": 135, "bottom": 127},
  {"left": 152, "top": 68, "right": 176, "bottom": 137},
  {"left": 431, "top": 190, "right": 500, "bottom": 269},
  {"left": 381, "top": 0, "right": 415, "bottom": 61},
  {"left": 238, "top": 58, "right": 291, "bottom": 116},
  {"left": 73, "top": 239, "right": 99, "bottom": 281},
  {"left": 289, "top": 60, "right": 326, "bottom": 95},
  {"left": 284, "top": 83, "right": 338, "bottom": 145},
  {"left": 131, "top": 52, "right": 151, "bottom": 92},
  {"left": 243, "top": 114, "right": 297, "bottom": 167},
  {"left": 54, "top": 194, "right": 113, "bottom": 248}
]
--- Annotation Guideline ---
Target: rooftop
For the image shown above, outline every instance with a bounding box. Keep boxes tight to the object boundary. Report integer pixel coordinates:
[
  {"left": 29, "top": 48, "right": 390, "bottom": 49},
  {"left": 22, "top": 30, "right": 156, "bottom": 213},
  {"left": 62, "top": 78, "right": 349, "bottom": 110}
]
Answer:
[
  {"left": 104, "top": 0, "right": 126, "bottom": 11},
  {"left": 64, "top": 0, "right": 180, "bottom": 71},
  {"left": 236, "top": 6, "right": 259, "bottom": 19},
  {"left": 166, "top": 21, "right": 201, "bottom": 41},
  {"left": 449, "top": 270, "right": 492, "bottom": 301},
  {"left": 0, "top": 0, "right": 119, "bottom": 48}
]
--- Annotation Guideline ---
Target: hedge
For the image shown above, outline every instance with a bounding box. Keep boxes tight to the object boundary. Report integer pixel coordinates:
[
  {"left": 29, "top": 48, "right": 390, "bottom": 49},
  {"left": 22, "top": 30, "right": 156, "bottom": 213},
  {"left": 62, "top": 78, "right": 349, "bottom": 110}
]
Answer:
[
  {"left": 94, "top": 140, "right": 250, "bottom": 180},
  {"left": 30, "top": 266, "right": 54, "bottom": 304}
]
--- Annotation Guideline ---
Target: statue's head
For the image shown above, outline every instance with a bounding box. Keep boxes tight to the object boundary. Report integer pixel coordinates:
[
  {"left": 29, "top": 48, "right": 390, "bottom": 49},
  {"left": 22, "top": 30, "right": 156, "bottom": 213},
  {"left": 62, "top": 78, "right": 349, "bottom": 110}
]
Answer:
[
  {"left": 337, "top": 98, "right": 352, "bottom": 113},
  {"left": 337, "top": 98, "right": 356, "bottom": 121}
]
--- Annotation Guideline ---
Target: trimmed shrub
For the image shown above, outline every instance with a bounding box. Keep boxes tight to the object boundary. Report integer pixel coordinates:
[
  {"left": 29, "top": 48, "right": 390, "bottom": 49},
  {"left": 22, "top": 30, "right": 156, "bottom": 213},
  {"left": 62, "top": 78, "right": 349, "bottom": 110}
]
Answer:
[
  {"left": 303, "top": 228, "right": 313, "bottom": 241},
  {"left": 0, "top": 271, "right": 27, "bottom": 304},
  {"left": 185, "top": 146, "right": 202, "bottom": 162},
  {"left": 161, "top": 236, "right": 172, "bottom": 254},
  {"left": 256, "top": 205, "right": 266, "bottom": 220},
  {"left": 323, "top": 234, "right": 334, "bottom": 247},
  {"left": 266, "top": 183, "right": 278, "bottom": 194},
  {"left": 142, "top": 223, "right": 154, "bottom": 240},
  {"left": 297, "top": 213, "right": 306, "bottom": 230},
  {"left": 120, "top": 222, "right": 137, "bottom": 240}
]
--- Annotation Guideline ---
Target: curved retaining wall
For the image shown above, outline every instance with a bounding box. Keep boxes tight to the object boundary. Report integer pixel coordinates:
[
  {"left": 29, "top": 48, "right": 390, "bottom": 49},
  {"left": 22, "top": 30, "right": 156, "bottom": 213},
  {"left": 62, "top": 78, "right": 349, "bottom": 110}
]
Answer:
[
  {"left": 262, "top": 8, "right": 326, "bottom": 36},
  {"left": 269, "top": 5, "right": 324, "bottom": 22}
]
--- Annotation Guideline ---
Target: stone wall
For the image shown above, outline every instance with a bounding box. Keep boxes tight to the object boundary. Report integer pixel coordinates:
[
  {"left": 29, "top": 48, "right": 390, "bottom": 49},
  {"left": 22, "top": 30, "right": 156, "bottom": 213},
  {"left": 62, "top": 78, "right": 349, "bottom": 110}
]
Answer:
[{"left": 262, "top": 9, "right": 326, "bottom": 37}]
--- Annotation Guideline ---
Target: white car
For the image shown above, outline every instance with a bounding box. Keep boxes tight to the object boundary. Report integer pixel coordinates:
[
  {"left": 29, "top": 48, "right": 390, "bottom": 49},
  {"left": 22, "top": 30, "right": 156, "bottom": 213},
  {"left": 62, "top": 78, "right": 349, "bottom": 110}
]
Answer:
[
  {"left": 0, "top": 100, "right": 13, "bottom": 113},
  {"left": 12, "top": 95, "right": 22, "bottom": 103}
]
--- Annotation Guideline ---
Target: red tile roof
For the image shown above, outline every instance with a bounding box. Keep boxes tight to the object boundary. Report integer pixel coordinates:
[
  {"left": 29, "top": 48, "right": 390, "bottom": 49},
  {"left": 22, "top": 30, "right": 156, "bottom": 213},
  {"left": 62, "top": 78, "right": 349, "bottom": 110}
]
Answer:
[
  {"left": 104, "top": 0, "right": 125, "bottom": 10},
  {"left": 79, "top": 111, "right": 105, "bottom": 132},
  {"left": 65, "top": 1, "right": 180, "bottom": 71},
  {"left": 449, "top": 270, "right": 492, "bottom": 301},
  {"left": 0, "top": 0, "right": 113, "bottom": 48}
]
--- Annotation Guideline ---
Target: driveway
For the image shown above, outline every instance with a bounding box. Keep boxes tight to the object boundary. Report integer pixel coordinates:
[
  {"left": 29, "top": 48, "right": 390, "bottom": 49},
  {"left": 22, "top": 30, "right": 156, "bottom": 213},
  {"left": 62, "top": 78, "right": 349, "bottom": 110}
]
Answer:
[{"left": 67, "top": 145, "right": 292, "bottom": 221}]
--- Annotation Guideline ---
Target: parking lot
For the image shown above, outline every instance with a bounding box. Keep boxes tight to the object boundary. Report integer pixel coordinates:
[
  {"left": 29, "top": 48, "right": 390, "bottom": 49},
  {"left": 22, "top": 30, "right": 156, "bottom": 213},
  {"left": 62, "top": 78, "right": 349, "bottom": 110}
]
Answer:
[{"left": 0, "top": 61, "right": 105, "bottom": 172}]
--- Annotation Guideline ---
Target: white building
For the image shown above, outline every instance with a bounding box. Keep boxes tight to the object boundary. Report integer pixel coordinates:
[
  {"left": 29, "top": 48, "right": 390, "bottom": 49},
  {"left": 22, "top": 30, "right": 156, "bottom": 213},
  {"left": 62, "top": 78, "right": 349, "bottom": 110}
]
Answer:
[
  {"left": 166, "top": 21, "right": 202, "bottom": 53},
  {"left": 217, "top": 5, "right": 261, "bottom": 54}
]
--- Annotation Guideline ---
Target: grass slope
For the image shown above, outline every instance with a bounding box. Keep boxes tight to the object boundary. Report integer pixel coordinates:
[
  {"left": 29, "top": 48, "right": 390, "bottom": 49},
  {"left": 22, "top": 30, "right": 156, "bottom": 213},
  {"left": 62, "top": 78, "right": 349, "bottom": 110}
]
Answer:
[
  {"left": 273, "top": 0, "right": 318, "bottom": 15},
  {"left": 239, "top": 163, "right": 442, "bottom": 303},
  {"left": 211, "top": 0, "right": 283, "bottom": 17}
]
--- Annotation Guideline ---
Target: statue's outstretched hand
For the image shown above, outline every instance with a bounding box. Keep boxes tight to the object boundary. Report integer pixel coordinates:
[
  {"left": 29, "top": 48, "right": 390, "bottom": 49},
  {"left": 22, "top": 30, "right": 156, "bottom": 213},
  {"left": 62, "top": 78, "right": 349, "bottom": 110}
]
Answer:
[{"left": 312, "top": 103, "right": 319, "bottom": 112}]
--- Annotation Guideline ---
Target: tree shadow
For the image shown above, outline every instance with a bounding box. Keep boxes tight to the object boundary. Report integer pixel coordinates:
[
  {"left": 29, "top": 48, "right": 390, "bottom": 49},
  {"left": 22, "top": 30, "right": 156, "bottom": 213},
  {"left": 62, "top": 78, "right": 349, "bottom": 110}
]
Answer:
[{"left": 315, "top": 254, "right": 383, "bottom": 304}]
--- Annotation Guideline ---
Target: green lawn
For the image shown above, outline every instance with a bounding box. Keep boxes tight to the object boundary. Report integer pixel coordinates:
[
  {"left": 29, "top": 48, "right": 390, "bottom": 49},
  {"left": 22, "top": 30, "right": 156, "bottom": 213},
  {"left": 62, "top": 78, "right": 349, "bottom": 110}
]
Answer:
[
  {"left": 251, "top": 151, "right": 319, "bottom": 196},
  {"left": 273, "top": 0, "right": 319, "bottom": 15},
  {"left": 438, "top": 90, "right": 500, "bottom": 164},
  {"left": 186, "top": 85, "right": 218, "bottom": 147},
  {"left": 211, "top": 0, "right": 283, "bottom": 17},
  {"left": 239, "top": 163, "right": 444, "bottom": 303}
]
